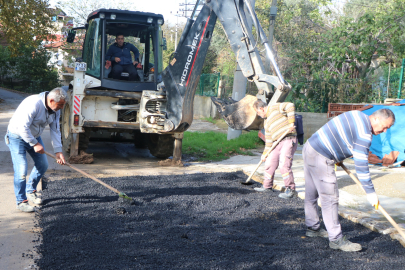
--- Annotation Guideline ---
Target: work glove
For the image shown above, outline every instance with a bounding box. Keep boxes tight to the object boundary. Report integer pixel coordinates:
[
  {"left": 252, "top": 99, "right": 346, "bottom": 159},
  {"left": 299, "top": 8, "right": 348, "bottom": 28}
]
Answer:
[{"left": 366, "top": 193, "right": 379, "bottom": 210}]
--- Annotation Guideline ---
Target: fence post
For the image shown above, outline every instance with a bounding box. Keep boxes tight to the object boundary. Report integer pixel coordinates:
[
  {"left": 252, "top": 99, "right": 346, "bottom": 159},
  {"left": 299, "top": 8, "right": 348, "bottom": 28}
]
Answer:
[
  {"left": 397, "top": 58, "right": 405, "bottom": 99},
  {"left": 215, "top": 73, "right": 220, "bottom": 97}
]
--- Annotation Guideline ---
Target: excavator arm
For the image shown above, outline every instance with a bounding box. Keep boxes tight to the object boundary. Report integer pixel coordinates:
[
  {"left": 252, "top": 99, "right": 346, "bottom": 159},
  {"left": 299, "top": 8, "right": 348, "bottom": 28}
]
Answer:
[{"left": 161, "top": 0, "right": 290, "bottom": 132}]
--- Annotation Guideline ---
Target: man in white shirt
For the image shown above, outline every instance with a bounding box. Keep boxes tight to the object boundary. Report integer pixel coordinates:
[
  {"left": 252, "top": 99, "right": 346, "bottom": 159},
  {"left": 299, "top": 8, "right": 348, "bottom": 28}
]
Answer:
[{"left": 5, "top": 88, "right": 67, "bottom": 212}]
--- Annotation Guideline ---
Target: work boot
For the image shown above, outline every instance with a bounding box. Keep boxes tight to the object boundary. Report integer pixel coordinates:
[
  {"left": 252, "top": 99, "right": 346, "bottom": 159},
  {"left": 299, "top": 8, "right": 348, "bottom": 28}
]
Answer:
[
  {"left": 306, "top": 228, "right": 328, "bottom": 238},
  {"left": 26, "top": 191, "right": 42, "bottom": 205},
  {"left": 17, "top": 200, "right": 35, "bottom": 213},
  {"left": 254, "top": 186, "right": 273, "bottom": 192},
  {"left": 278, "top": 187, "right": 297, "bottom": 199},
  {"left": 329, "top": 236, "right": 362, "bottom": 252}
]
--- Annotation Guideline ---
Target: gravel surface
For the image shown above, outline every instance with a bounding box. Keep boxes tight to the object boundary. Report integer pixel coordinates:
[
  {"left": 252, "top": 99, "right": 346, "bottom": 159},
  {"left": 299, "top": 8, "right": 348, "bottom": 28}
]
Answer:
[{"left": 36, "top": 172, "right": 405, "bottom": 269}]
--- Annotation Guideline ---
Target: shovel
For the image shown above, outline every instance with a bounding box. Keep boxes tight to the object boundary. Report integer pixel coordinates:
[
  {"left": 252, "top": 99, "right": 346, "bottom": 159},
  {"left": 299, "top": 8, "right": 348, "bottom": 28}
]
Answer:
[
  {"left": 241, "top": 130, "right": 290, "bottom": 185},
  {"left": 339, "top": 163, "right": 405, "bottom": 241},
  {"left": 45, "top": 151, "right": 134, "bottom": 205}
]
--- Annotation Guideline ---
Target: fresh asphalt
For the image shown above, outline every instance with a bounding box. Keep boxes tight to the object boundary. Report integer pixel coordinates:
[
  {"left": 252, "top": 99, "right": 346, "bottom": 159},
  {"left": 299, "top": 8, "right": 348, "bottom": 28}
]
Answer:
[{"left": 37, "top": 172, "right": 405, "bottom": 269}]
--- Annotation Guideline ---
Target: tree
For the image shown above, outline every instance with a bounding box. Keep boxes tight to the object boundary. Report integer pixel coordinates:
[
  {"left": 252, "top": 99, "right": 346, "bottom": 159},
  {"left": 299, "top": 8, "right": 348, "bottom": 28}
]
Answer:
[
  {"left": 56, "top": 0, "right": 137, "bottom": 25},
  {"left": 324, "top": 0, "right": 405, "bottom": 79},
  {"left": 161, "top": 21, "right": 185, "bottom": 68},
  {"left": 0, "top": 0, "right": 55, "bottom": 56}
]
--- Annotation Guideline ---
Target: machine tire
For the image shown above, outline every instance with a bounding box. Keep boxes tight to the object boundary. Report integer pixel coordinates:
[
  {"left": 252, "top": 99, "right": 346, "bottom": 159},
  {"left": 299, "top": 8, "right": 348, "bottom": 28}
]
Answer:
[
  {"left": 60, "top": 94, "right": 90, "bottom": 153},
  {"left": 78, "top": 129, "right": 91, "bottom": 151},
  {"left": 133, "top": 130, "right": 148, "bottom": 149},
  {"left": 61, "top": 101, "right": 72, "bottom": 153},
  {"left": 147, "top": 134, "right": 174, "bottom": 159}
]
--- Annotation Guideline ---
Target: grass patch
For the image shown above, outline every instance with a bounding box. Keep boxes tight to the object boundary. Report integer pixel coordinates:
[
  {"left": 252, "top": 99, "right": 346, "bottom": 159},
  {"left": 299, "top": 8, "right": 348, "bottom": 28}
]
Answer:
[
  {"left": 183, "top": 130, "right": 264, "bottom": 161},
  {"left": 202, "top": 117, "right": 217, "bottom": 124},
  {"left": 201, "top": 117, "right": 237, "bottom": 131}
]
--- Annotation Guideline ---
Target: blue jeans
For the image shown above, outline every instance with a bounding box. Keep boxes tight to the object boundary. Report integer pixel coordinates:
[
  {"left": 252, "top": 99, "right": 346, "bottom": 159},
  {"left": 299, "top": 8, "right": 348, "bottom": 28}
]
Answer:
[{"left": 5, "top": 132, "right": 48, "bottom": 205}]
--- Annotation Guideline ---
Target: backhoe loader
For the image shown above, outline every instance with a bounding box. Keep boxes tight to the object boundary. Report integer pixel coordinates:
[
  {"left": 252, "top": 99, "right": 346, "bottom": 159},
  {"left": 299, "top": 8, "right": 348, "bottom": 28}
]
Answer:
[{"left": 63, "top": 0, "right": 290, "bottom": 161}]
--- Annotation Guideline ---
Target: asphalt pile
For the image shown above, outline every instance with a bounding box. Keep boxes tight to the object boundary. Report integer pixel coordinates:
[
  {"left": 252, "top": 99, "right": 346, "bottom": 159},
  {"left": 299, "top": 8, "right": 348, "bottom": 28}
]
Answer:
[{"left": 36, "top": 172, "right": 405, "bottom": 269}]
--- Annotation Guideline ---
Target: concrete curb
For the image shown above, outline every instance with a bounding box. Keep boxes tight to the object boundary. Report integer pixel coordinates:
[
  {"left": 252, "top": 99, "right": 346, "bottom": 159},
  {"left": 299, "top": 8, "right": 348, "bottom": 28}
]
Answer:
[
  {"left": 240, "top": 170, "right": 405, "bottom": 248},
  {"left": 339, "top": 206, "right": 405, "bottom": 247}
]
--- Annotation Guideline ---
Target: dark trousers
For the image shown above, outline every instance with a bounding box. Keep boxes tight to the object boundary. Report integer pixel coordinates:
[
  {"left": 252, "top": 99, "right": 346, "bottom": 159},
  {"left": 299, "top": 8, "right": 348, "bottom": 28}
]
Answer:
[{"left": 111, "top": 64, "right": 139, "bottom": 81}]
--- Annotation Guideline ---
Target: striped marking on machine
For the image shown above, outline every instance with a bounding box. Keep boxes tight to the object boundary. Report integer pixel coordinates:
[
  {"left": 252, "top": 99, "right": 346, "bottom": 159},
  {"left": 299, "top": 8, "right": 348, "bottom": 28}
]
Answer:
[{"left": 73, "top": 95, "right": 81, "bottom": 114}]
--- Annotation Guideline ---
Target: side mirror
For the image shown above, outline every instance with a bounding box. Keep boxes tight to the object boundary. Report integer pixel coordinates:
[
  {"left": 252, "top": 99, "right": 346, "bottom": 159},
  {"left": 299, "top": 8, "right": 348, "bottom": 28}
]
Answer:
[
  {"left": 162, "top": 37, "right": 167, "bottom": 50},
  {"left": 67, "top": 29, "right": 76, "bottom": 43}
]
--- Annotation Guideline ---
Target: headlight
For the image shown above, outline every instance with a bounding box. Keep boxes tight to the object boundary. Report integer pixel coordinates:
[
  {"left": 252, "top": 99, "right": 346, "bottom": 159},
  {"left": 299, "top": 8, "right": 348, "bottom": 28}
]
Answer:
[
  {"left": 147, "top": 17, "right": 153, "bottom": 23},
  {"left": 110, "top": 14, "right": 116, "bottom": 20},
  {"left": 157, "top": 19, "right": 163, "bottom": 25},
  {"left": 99, "top": 13, "right": 105, "bottom": 19}
]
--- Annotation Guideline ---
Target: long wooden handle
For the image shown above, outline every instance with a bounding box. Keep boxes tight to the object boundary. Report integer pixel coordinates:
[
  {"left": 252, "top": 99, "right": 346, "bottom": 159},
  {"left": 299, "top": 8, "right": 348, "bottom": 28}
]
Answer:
[
  {"left": 340, "top": 163, "right": 405, "bottom": 240},
  {"left": 245, "top": 130, "right": 291, "bottom": 183},
  {"left": 245, "top": 160, "right": 264, "bottom": 183},
  {"left": 44, "top": 151, "right": 120, "bottom": 195}
]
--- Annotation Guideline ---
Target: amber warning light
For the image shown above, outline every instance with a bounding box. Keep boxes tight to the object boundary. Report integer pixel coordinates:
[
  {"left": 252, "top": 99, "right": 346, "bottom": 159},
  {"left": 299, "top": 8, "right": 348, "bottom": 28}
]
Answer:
[{"left": 74, "top": 115, "right": 79, "bottom": 126}]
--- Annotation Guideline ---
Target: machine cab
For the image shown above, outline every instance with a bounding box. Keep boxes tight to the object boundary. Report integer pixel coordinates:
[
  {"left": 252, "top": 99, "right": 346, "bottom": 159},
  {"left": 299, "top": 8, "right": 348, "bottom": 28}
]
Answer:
[{"left": 80, "top": 9, "right": 165, "bottom": 92}]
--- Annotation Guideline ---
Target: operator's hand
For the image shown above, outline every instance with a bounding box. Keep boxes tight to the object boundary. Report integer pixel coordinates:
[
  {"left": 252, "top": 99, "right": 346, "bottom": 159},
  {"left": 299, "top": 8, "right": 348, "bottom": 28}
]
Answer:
[
  {"left": 261, "top": 155, "right": 267, "bottom": 162},
  {"left": 367, "top": 192, "right": 379, "bottom": 210},
  {"left": 288, "top": 125, "right": 295, "bottom": 133},
  {"left": 114, "top": 57, "right": 121, "bottom": 63},
  {"left": 133, "top": 61, "right": 138, "bottom": 65},
  {"left": 55, "top": 152, "right": 66, "bottom": 165},
  {"left": 336, "top": 162, "right": 343, "bottom": 167},
  {"left": 33, "top": 142, "right": 45, "bottom": 154},
  {"left": 105, "top": 60, "right": 111, "bottom": 69}
]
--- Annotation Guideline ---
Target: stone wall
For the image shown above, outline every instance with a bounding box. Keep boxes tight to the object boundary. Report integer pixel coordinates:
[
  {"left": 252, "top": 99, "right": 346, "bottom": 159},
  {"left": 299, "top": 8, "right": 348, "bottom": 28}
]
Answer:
[
  {"left": 193, "top": 95, "right": 218, "bottom": 119},
  {"left": 296, "top": 112, "right": 328, "bottom": 141}
]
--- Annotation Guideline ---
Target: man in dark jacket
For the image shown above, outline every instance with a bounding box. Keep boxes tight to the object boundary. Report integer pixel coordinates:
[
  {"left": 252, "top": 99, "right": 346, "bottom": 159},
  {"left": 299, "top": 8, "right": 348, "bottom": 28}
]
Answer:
[{"left": 106, "top": 34, "right": 140, "bottom": 81}]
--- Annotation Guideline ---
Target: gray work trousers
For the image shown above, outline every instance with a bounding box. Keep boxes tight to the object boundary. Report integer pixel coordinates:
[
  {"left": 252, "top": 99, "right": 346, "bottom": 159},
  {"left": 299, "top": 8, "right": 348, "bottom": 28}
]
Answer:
[{"left": 303, "top": 142, "right": 342, "bottom": 241}]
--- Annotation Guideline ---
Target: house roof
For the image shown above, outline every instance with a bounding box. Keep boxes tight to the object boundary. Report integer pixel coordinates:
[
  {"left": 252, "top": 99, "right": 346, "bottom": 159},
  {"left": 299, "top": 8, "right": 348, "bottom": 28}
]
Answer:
[{"left": 43, "top": 34, "right": 83, "bottom": 50}]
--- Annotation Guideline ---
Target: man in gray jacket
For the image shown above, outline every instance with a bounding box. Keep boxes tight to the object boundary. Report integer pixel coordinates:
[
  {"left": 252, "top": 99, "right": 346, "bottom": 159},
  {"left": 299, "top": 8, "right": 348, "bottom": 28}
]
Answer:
[{"left": 5, "top": 88, "right": 67, "bottom": 212}]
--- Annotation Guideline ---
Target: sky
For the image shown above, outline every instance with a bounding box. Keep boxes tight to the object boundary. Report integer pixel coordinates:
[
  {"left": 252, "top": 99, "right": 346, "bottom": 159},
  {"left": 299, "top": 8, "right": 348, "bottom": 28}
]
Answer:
[
  {"left": 49, "top": 0, "right": 193, "bottom": 26},
  {"left": 135, "top": 0, "right": 192, "bottom": 25}
]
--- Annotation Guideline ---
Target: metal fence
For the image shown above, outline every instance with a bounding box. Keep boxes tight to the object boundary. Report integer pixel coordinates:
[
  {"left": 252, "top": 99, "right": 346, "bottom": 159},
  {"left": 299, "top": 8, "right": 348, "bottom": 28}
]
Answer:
[
  {"left": 375, "top": 65, "right": 405, "bottom": 101},
  {"left": 197, "top": 73, "right": 220, "bottom": 97},
  {"left": 216, "top": 75, "right": 259, "bottom": 99}
]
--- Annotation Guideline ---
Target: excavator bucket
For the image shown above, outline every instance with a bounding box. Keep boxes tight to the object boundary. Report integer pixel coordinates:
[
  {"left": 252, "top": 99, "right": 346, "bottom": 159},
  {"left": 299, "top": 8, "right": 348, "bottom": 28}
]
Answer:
[{"left": 211, "top": 95, "right": 263, "bottom": 130}]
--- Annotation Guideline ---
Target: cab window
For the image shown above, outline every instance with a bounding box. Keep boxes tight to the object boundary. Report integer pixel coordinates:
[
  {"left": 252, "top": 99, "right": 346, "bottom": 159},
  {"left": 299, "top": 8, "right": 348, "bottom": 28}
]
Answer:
[{"left": 83, "top": 18, "right": 101, "bottom": 78}]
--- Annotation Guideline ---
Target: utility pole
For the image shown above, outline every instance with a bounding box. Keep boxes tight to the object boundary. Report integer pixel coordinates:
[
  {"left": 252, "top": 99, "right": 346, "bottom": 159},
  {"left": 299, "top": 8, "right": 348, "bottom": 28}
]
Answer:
[
  {"left": 227, "top": 0, "right": 255, "bottom": 140},
  {"left": 179, "top": 0, "right": 203, "bottom": 19},
  {"left": 265, "top": 0, "right": 277, "bottom": 74},
  {"left": 170, "top": 11, "right": 180, "bottom": 51}
]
